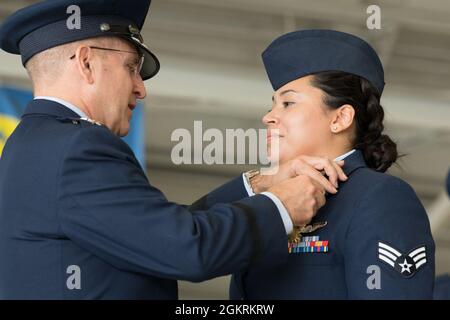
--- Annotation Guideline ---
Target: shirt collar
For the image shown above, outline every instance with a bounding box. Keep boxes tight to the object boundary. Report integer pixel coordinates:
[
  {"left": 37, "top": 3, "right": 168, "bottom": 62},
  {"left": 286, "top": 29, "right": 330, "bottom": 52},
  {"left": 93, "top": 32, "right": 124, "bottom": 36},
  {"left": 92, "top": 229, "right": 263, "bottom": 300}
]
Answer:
[
  {"left": 339, "top": 149, "right": 367, "bottom": 176},
  {"left": 334, "top": 149, "right": 356, "bottom": 162},
  {"left": 34, "top": 96, "right": 87, "bottom": 118}
]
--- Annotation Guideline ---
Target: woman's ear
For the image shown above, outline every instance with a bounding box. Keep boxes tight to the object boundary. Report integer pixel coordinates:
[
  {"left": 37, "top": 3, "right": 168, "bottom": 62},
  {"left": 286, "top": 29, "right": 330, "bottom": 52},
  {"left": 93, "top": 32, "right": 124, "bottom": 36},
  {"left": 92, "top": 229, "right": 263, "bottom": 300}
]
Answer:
[
  {"left": 74, "top": 45, "right": 95, "bottom": 85},
  {"left": 330, "top": 104, "right": 355, "bottom": 133}
]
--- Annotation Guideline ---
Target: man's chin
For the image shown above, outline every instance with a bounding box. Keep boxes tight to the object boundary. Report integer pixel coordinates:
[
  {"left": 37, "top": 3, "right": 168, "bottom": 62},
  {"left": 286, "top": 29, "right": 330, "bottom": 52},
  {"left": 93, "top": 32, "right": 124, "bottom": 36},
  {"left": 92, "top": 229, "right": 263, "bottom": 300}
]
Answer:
[
  {"left": 117, "top": 123, "right": 130, "bottom": 137},
  {"left": 118, "top": 129, "right": 130, "bottom": 137}
]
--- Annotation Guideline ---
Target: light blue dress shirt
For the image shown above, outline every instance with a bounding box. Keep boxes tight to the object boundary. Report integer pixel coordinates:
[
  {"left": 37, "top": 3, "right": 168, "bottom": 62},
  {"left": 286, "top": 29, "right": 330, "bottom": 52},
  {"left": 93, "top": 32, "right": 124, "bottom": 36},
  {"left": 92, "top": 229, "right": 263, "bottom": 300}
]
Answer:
[{"left": 34, "top": 96, "right": 87, "bottom": 118}]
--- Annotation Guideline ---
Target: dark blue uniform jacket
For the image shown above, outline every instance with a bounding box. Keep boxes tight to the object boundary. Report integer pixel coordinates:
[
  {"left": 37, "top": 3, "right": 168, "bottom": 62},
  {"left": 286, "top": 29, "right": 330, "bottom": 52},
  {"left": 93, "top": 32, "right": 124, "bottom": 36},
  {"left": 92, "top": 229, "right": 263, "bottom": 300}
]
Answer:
[
  {"left": 0, "top": 99, "right": 288, "bottom": 299},
  {"left": 196, "top": 150, "right": 435, "bottom": 299}
]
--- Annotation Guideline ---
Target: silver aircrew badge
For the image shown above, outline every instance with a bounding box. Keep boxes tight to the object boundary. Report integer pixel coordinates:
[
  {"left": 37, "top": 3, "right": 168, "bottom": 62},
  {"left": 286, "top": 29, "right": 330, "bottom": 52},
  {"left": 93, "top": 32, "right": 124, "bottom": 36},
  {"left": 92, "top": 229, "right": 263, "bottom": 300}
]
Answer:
[
  {"left": 288, "top": 221, "right": 328, "bottom": 244},
  {"left": 378, "top": 241, "right": 427, "bottom": 278}
]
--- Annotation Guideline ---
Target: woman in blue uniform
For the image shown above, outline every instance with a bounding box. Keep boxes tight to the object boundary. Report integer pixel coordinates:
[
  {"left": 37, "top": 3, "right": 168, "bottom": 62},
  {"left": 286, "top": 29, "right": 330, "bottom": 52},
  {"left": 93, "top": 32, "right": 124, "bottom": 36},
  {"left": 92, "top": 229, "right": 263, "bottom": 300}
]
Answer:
[{"left": 226, "top": 29, "right": 435, "bottom": 299}]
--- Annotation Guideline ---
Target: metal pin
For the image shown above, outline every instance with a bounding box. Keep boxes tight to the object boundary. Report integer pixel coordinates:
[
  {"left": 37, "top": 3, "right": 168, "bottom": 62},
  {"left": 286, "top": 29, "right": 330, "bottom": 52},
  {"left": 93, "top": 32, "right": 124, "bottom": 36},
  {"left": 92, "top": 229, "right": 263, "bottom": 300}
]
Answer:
[{"left": 100, "top": 23, "right": 110, "bottom": 32}]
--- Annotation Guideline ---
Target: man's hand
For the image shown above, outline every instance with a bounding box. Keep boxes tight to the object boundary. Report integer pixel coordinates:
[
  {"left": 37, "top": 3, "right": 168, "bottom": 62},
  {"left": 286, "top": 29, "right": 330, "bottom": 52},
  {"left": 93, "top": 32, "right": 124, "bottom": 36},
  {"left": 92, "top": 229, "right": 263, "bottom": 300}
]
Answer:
[
  {"left": 268, "top": 175, "right": 326, "bottom": 226},
  {"left": 251, "top": 155, "right": 348, "bottom": 194}
]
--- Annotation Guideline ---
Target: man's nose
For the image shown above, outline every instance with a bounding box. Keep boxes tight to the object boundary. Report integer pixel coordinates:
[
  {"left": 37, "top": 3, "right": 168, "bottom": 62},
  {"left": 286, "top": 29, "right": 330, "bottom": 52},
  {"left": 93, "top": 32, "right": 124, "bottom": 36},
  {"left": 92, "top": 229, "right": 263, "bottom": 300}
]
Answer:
[{"left": 134, "top": 75, "right": 147, "bottom": 99}]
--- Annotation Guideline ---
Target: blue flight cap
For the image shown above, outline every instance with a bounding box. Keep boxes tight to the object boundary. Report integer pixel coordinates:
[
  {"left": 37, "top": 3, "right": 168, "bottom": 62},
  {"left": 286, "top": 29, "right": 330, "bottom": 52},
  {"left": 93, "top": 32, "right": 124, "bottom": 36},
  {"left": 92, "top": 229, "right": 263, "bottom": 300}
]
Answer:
[
  {"left": 0, "top": 0, "right": 160, "bottom": 80},
  {"left": 262, "top": 29, "right": 385, "bottom": 93}
]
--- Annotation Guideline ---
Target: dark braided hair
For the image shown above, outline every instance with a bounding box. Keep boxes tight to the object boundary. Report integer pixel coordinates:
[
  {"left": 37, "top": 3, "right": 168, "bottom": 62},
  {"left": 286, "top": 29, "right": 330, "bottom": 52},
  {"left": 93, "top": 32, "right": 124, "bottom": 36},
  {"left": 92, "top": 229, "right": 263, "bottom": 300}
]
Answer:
[{"left": 311, "top": 71, "right": 397, "bottom": 172}]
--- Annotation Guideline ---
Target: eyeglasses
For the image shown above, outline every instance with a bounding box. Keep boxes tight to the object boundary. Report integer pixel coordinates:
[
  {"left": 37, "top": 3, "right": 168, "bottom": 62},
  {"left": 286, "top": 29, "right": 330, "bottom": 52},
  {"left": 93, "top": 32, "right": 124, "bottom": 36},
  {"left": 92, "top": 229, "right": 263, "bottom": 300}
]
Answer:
[{"left": 69, "top": 46, "right": 144, "bottom": 77}]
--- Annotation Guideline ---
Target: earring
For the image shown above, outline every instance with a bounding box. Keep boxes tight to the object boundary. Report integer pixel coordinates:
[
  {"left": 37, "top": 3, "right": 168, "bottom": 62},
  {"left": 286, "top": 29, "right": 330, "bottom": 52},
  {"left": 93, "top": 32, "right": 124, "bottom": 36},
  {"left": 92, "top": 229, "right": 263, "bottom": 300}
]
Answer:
[{"left": 332, "top": 126, "right": 338, "bottom": 132}]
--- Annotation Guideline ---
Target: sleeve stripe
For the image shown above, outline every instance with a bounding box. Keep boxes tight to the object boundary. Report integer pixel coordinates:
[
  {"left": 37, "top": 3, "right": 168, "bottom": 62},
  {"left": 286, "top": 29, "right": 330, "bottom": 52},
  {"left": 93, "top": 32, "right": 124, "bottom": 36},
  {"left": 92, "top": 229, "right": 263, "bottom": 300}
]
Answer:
[
  {"left": 409, "top": 247, "right": 425, "bottom": 258},
  {"left": 415, "top": 259, "right": 427, "bottom": 269},
  {"left": 378, "top": 254, "right": 395, "bottom": 267},
  {"left": 378, "top": 242, "right": 401, "bottom": 257},
  {"left": 378, "top": 248, "right": 398, "bottom": 262},
  {"left": 413, "top": 253, "right": 426, "bottom": 263}
]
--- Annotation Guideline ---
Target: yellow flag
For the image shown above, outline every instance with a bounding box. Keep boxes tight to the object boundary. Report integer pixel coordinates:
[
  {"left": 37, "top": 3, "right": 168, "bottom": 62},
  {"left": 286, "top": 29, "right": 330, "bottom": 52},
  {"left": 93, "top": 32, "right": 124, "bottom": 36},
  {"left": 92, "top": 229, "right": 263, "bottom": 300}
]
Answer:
[{"left": 0, "top": 114, "right": 19, "bottom": 157}]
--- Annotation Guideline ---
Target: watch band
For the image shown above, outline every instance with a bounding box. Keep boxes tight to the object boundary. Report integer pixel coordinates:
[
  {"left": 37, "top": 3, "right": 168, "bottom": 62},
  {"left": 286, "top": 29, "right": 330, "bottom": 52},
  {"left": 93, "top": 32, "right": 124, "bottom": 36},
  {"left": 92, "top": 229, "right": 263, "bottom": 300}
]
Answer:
[{"left": 244, "top": 169, "right": 260, "bottom": 194}]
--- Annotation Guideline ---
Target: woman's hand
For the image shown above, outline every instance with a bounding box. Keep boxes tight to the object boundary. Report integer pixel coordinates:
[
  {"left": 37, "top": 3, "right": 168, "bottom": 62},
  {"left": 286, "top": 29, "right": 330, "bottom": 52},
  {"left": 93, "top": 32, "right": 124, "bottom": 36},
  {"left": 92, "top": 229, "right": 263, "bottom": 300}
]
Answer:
[{"left": 250, "top": 155, "right": 348, "bottom": 194}]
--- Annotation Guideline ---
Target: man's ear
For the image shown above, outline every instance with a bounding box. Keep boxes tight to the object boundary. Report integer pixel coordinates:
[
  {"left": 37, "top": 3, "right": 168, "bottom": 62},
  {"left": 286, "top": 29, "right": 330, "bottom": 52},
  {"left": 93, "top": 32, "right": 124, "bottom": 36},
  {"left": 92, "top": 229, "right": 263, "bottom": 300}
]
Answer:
[
  {"left": 330, "top": 104, "right": 355, "bottom": 133},
  {"left": 74, "top": 45, "right": 95, "bottom": 84}
]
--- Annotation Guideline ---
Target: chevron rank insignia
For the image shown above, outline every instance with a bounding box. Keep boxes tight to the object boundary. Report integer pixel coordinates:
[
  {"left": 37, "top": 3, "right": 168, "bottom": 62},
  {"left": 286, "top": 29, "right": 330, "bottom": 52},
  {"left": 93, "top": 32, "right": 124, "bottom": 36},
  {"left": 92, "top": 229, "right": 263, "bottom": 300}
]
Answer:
[{"left": 378, "top": 241, "right": 427, "bottom": 278}]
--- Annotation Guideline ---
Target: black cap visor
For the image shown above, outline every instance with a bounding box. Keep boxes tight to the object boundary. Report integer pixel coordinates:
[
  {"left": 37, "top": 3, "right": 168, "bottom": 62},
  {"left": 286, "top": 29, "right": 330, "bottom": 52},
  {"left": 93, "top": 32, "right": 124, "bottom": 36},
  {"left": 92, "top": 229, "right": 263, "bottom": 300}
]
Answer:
[{"left": 126, "top": 35, "right": 160, "bottom": 80}]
